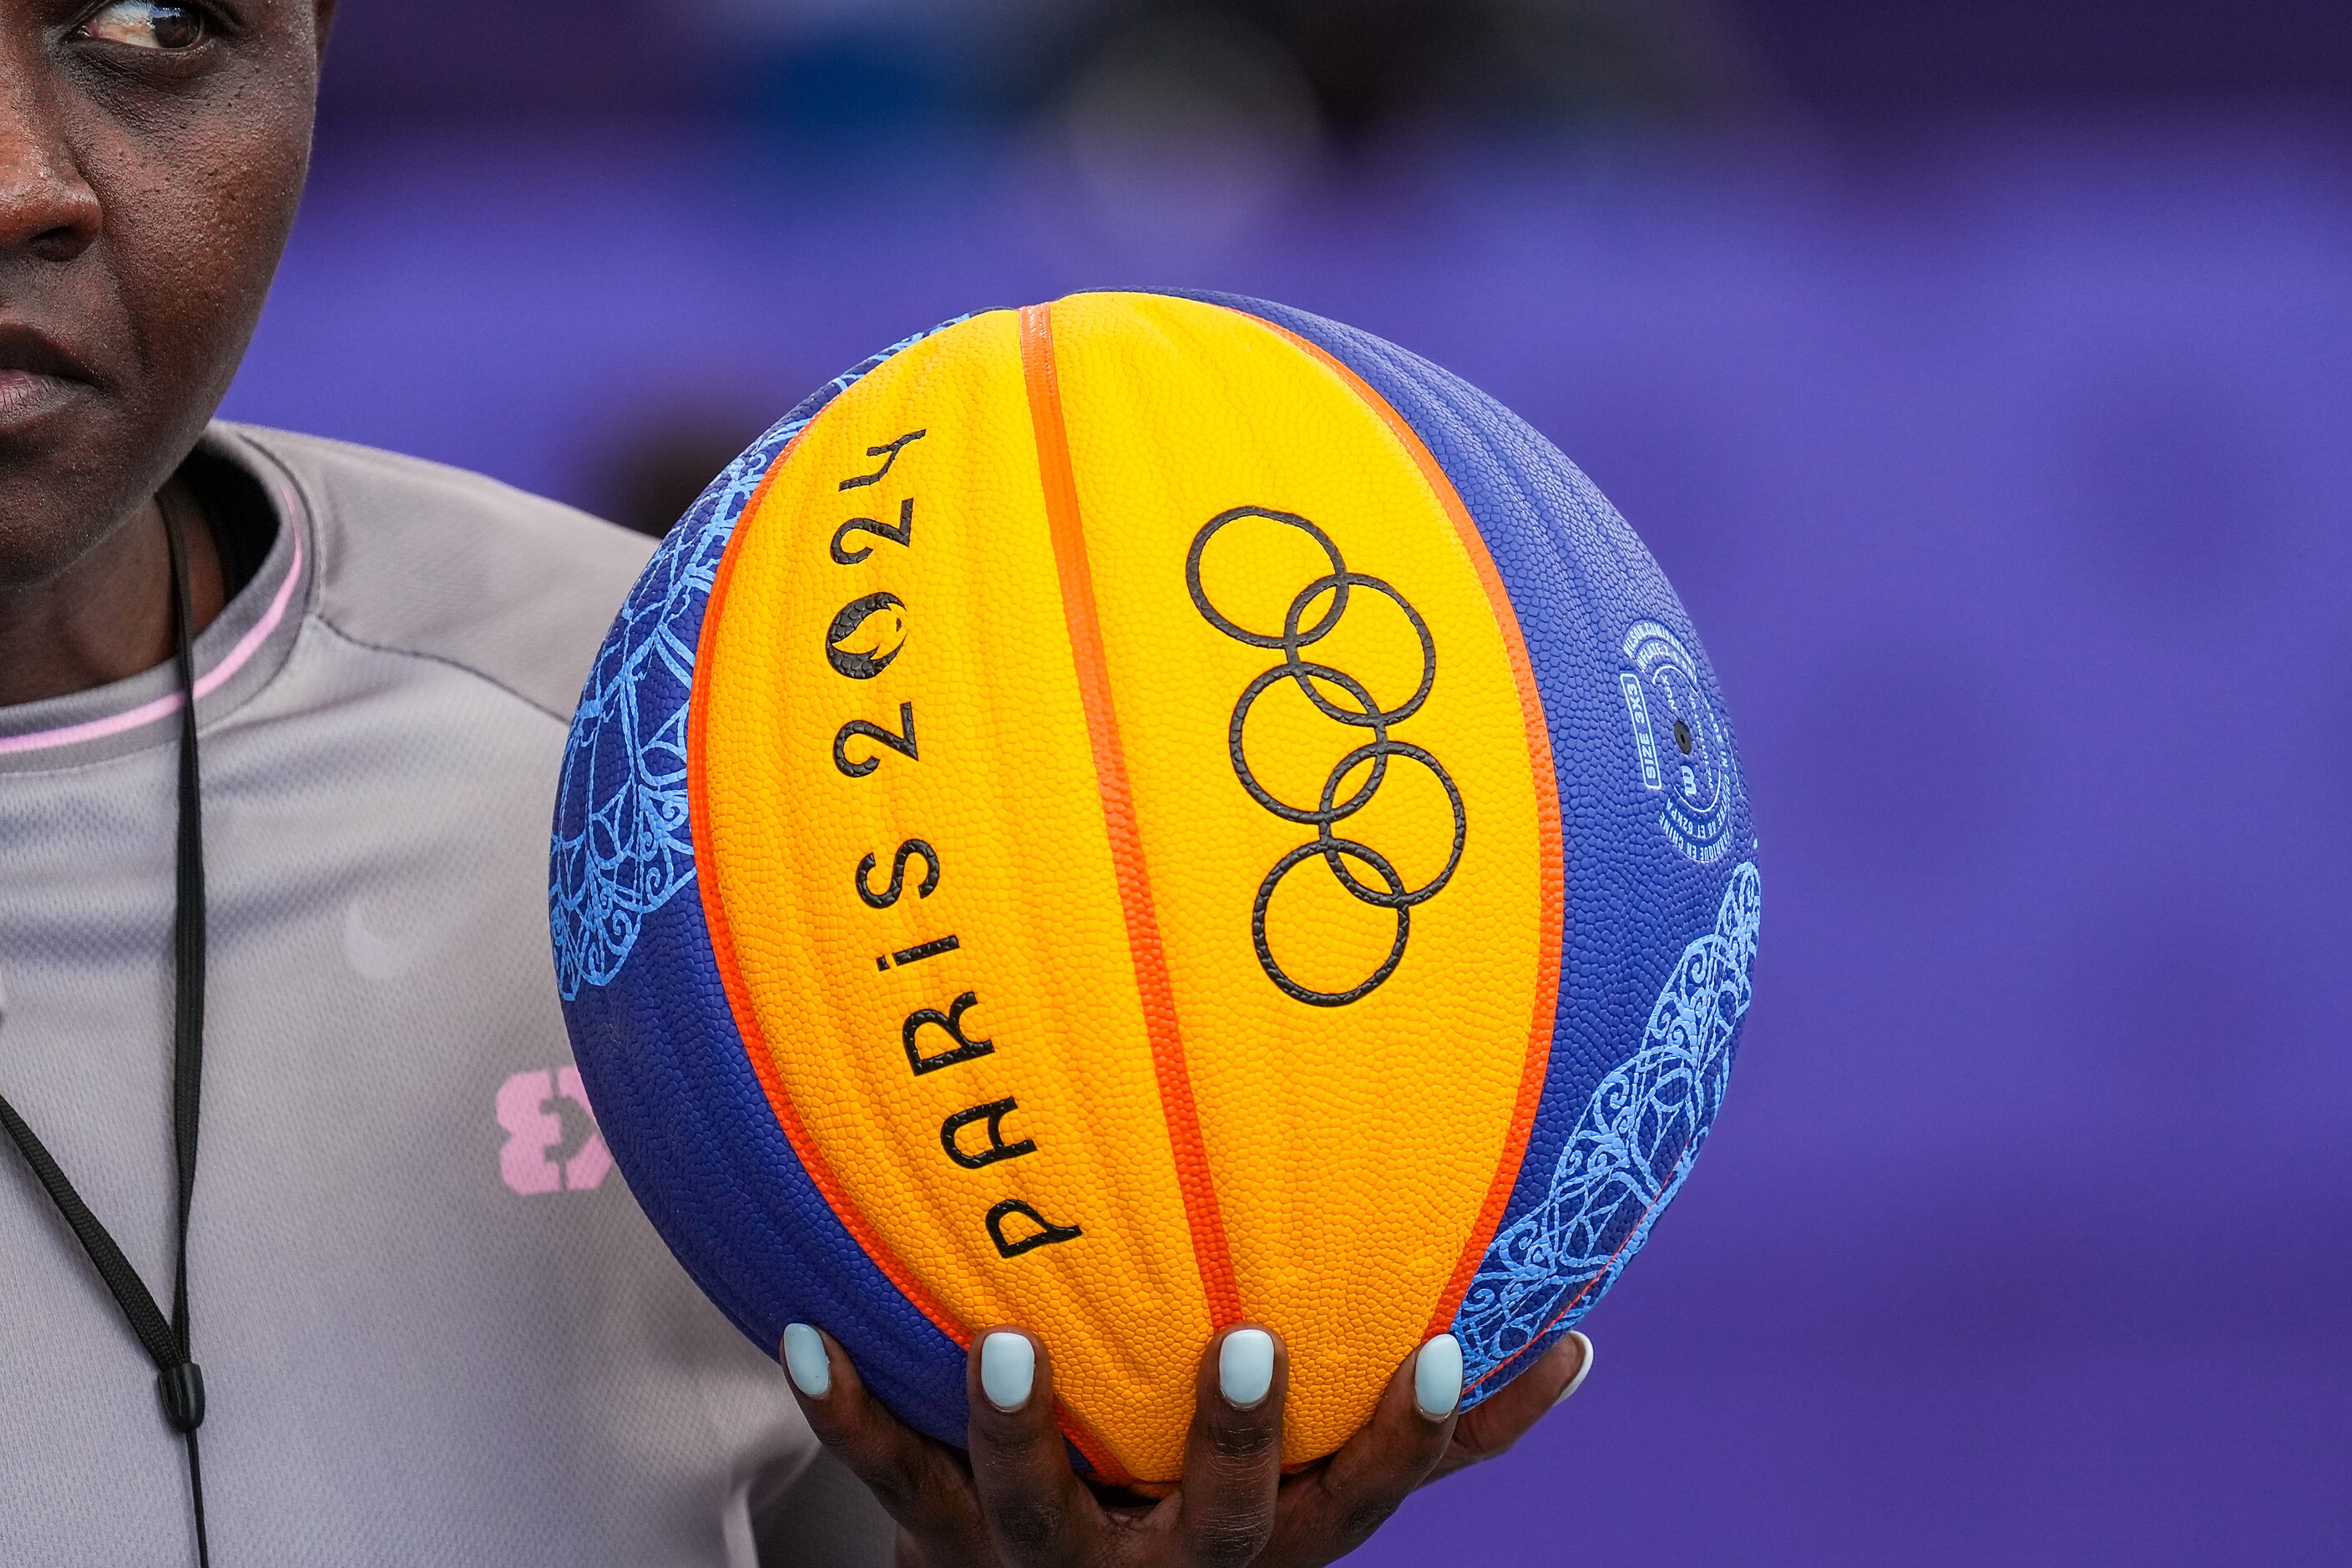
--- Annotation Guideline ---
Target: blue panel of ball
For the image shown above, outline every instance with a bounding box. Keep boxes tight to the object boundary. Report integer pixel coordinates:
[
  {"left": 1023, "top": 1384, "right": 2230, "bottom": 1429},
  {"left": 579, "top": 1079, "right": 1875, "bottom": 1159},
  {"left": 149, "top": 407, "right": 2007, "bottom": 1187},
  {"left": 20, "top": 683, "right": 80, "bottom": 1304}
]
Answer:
[{"left": 554, "top": 321, "right": 980, "bottom": 1454}]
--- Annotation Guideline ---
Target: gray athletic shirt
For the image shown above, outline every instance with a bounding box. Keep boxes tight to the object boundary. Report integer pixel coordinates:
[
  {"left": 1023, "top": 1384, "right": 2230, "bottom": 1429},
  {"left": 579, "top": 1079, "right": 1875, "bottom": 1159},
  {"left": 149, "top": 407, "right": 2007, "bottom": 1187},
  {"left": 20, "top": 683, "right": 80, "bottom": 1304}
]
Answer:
[{"left": 0, "top": 426, "right": 883, "bottom": 1565}]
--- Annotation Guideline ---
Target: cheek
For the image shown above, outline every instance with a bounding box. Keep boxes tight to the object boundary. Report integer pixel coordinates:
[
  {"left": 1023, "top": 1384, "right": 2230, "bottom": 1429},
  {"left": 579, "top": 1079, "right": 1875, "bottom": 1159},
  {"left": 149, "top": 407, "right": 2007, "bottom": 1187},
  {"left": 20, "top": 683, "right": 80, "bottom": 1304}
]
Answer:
[{"left": 95, "top": 104, "right": 313, "bottom": 393}]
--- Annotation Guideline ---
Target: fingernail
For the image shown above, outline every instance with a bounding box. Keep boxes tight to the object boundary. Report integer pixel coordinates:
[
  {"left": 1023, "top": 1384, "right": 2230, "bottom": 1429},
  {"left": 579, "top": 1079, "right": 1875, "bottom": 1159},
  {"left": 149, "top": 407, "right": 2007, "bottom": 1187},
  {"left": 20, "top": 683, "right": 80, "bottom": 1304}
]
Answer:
[
  {"left": 1219, "top": 1328, "right": 1275, "bottom": 1409},
  {"left": 1414, "top": 1333, "right": 1463, "bottom": 1421},
  {"left": 980, "top": 1332, "right": 1036, "bottom": 1413},
  {"left": 1552, "top": 1332, "right": 1596, "bottom": 1408},
  {"left": 782, "top": 1323, "right": 831, "bottom": 1399}
]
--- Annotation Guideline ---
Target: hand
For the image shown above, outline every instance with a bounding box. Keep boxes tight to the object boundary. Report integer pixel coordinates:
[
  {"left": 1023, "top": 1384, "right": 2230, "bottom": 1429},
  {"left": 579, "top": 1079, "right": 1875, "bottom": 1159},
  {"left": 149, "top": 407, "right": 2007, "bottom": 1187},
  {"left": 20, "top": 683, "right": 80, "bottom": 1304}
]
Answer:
[{"left": 780, "top": 1319, "right": 1593, "bottom": 1567}]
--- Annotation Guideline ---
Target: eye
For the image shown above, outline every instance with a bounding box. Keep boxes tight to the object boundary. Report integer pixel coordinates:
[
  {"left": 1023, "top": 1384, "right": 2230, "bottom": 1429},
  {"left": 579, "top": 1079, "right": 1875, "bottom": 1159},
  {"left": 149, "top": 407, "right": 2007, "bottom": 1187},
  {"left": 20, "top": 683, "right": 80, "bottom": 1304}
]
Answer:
[{"left": 79, "top": 1, "right": 208, "bottom": 50}]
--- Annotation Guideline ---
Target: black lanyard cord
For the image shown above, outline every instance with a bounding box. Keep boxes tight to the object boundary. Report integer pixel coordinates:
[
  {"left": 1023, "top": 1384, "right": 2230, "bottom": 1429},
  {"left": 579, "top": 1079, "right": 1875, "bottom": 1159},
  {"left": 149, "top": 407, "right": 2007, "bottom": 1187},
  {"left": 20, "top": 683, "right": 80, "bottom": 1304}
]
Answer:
[{"left": 0, "top": 495, "right": 212, "bottom": 1565}]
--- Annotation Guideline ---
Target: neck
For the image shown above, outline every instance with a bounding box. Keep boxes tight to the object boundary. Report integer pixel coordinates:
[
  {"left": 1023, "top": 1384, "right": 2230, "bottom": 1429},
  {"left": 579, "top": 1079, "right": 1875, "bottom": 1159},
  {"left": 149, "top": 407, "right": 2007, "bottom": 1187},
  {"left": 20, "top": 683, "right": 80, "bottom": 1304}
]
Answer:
[{"left": 0, "top": 484, "right": 228, "bottom": 711}]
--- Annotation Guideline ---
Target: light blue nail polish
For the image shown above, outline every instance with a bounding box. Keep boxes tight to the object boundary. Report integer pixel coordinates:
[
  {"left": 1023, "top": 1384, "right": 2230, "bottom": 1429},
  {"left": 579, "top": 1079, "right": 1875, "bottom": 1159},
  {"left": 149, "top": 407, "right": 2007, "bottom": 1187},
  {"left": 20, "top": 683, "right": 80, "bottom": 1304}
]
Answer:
[
  {"left": 1414, "top": 1334, "right": 1463, "bottom": 1421},
  {"left": 981, "top": 1332, "right": 1036, "bottom": 1413},
  {"left": 782, "top": 1323, "right": 831, "bottom": 1399},
  {"left": 1551, "top": 1332, "right": 1596, "bottom": 1408},
  {"left": 1220, "top": 1328, "right": 1275, "bottom": 1409}
]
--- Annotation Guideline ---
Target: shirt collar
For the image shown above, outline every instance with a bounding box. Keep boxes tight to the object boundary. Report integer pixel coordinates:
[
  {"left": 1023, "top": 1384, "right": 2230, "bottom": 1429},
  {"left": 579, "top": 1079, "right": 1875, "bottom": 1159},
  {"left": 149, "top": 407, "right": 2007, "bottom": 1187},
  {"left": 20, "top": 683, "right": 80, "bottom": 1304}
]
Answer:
[{"left": 0, "top": 426, "right": 315, "bottom": 775}]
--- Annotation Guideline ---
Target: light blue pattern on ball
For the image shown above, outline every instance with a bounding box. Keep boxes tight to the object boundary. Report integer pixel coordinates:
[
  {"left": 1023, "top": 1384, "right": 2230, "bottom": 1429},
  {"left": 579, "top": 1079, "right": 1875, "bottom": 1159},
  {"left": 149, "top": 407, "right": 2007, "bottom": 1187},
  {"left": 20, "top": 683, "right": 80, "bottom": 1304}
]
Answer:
[
  {"left": 550, "top": 318, "right": 971, "bottom": 999},
  {"left": 1452, "top": 860, "right": 1763, "bottom": 1385}
]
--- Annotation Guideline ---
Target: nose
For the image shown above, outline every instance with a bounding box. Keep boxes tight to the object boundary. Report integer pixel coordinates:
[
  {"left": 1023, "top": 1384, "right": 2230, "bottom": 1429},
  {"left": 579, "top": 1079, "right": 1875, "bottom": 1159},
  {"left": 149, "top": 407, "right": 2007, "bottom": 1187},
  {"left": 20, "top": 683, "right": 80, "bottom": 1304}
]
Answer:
[{"left": 0, "top": 57, "right": 102, "bottom": 264}]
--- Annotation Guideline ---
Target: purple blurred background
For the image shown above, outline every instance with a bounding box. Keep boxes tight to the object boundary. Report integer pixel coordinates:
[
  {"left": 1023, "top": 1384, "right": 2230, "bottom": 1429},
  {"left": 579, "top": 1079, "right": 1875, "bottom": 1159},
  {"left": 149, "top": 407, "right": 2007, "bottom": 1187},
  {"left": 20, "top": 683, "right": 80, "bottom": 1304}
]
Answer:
[{"left": 234, "top": 4, "right": 2352, "bottom": 1560}]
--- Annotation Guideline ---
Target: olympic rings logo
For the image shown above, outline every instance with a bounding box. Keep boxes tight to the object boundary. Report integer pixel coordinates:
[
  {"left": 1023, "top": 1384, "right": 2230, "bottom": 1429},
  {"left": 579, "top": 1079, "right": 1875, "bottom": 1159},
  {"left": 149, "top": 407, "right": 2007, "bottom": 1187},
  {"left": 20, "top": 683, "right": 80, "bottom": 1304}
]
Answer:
[{"left": 1186, "top": 507, "right": 1467, "bottom": 1009}]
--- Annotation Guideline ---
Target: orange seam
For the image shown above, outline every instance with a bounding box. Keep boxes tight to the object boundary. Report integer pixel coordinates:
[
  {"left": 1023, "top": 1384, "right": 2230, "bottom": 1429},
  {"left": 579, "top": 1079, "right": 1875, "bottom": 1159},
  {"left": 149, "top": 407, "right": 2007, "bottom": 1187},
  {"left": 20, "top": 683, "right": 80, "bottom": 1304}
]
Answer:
[
  {"left": 688, "top": 430, "right": 976, "bottom": 1358},
  {"left": 1019, "top": 301, "right": 1247, "bottom": 1332},
  {"left": 1252, "top": 316, "right": 1566, "bottom": 1344},
  {"left": 1050, "top": 1399, "right": 1133, "bottom": 1487}
]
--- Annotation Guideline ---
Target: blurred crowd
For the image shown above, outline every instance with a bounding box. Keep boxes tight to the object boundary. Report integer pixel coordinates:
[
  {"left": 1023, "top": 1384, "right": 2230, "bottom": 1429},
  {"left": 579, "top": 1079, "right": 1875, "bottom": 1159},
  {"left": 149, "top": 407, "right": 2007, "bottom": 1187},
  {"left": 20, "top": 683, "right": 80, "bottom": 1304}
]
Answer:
[
  {"left": 321, "top": 0, "right": 2352, "bottom": 130},
  {"left": 695, "top": 0, "right": 1762, "bottom": 139},
  {"left": 324, "top": 0, "right": 1763, "bottom": 134}
]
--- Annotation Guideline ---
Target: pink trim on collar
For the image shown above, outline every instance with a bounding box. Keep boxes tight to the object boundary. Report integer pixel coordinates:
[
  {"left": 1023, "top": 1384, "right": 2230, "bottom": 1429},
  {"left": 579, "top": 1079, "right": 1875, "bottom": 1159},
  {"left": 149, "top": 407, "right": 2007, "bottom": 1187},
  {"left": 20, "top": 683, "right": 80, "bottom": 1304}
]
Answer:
[{"left": 0, "top": 532, "right": 306, "bottom": 757}]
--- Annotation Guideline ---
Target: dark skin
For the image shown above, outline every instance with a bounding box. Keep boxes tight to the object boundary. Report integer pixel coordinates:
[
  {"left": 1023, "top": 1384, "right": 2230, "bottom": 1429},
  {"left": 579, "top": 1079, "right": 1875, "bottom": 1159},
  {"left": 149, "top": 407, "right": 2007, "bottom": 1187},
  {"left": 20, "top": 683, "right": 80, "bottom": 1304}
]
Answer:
[
  {"left": 0, "top": 2, "right": 1592, "bottom": 1559},
  {"left": 792, "top": 1325, "right": 1589, "bottom": 1568},
  {"left": 0, "top": 0, "right": 326, "bottom": 706}
]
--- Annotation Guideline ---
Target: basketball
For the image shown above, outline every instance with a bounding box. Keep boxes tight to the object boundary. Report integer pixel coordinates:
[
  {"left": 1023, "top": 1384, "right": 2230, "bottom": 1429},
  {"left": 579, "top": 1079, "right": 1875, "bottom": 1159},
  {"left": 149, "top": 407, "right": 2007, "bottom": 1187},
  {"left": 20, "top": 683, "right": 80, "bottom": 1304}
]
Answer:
[{"left": 549, "top": 291, "right": 1760, "bottom": 1486}]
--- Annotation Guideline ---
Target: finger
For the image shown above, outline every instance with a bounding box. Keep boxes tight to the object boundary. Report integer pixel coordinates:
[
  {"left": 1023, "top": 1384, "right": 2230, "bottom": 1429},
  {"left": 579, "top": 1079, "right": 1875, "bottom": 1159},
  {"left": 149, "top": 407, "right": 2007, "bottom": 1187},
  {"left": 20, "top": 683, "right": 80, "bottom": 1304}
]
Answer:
[
  {"left": 1435, "top": 1330, "right": 1592, "bottom": 1479},
  {"left": 780, "top": 1323, "right": 992, "bottom": 1567},
  {"left": 1265, "top": 1333, "right": 1459, "bottom": 1565},
  {"left": 964, "top": 1328, "right": 1105, "bottom": 1566},
  {"left": 1171, "top": 1325, "right": 1287, "bottom": 1566}
]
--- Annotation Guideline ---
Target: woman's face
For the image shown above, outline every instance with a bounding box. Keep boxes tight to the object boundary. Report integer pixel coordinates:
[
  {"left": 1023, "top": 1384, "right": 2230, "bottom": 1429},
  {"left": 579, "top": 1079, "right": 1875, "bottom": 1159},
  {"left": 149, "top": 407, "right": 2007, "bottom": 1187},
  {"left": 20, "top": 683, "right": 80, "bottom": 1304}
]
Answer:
[{"left": 0, "top": 0, "right": 326, "bottom": 589}]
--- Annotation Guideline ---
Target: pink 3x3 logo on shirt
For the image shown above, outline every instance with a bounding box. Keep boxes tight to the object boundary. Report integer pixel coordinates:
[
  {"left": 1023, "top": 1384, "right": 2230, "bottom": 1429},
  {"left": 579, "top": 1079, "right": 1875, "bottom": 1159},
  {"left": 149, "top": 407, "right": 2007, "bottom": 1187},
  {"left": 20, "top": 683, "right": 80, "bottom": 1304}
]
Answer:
[{"left": 496, "top": 1066, "right": 615, "bottom": 1195}]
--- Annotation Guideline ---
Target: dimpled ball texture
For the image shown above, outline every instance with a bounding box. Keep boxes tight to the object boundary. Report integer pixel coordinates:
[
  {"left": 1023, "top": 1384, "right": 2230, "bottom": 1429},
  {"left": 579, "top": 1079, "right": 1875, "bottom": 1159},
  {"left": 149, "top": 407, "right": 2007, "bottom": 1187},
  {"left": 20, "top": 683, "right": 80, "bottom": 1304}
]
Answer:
[{"left": 550, "top": 291, "right": 1761, "bottom": 1487}]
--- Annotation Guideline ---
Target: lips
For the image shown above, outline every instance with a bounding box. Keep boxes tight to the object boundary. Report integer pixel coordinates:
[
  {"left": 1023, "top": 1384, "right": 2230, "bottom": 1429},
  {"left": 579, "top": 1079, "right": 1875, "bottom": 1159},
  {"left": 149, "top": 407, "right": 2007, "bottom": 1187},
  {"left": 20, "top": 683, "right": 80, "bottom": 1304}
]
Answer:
[
  {"left": 0, "top": 323, "right": 99, "bottom": 430},
  {"left": 0, "top": 323, "right": 93, "bottom": 383}
]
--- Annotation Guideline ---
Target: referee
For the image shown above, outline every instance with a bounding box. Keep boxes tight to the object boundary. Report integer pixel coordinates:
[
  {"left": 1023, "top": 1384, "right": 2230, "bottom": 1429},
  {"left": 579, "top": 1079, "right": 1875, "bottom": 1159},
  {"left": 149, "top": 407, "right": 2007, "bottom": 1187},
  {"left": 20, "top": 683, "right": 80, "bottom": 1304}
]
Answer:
[{"left": 0, "top": 3, "right": 1588, "bottom": 1565}]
